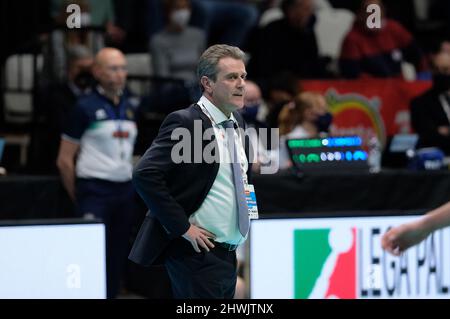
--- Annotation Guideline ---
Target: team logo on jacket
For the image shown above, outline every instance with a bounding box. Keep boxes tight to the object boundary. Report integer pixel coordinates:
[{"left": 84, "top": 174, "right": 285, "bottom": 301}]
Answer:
[{"left": 95, "top": 109, "right": 107, "bottom": 120}]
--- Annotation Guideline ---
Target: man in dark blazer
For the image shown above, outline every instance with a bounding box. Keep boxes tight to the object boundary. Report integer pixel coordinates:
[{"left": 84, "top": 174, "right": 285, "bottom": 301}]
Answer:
[
  {"left": 129, "top": 44, "right": 253, "bottom": 298},
  {"left": 410, "top": 44, "right": 450, "bottom": 155}
]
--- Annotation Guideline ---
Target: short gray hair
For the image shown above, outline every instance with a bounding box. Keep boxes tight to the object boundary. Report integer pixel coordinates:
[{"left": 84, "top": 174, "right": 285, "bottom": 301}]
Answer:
[
  {"left": 66, "top": 45, "right": 93, "bottom": 66},
  {"left": 197, "top": 44, "right": 246, "bottom": 89}
]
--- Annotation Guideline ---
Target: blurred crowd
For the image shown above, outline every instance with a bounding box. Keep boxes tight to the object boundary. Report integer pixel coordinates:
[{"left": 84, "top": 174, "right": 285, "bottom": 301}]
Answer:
[{"left": 3, "top": 0, "right": 450, "bottom": 174}]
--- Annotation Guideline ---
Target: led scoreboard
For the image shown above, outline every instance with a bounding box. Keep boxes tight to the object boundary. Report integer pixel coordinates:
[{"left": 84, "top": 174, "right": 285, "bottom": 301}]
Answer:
[{"left": 286, "top": 136, "right": 369, "bottom": 173}]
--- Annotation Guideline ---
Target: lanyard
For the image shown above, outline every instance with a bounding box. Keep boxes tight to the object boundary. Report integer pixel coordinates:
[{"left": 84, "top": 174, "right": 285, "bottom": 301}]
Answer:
[
  {"left": 97, "top": 86, "right": 127, "bottom": 133},
  {"left": 103, "top": 99, "right": 126, "bottom": 129},
  {"left": 198, "top": 103, "right": 248, "bottom": 184},
  {"left": 103, "top": 97, "right": 127, "bottom": 160},
  {"left": 199, "top": 103, "right": 224, "bottom": 128}
]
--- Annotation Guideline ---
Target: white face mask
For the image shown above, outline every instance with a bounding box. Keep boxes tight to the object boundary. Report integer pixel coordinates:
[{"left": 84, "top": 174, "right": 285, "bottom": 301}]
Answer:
[{"left": 170, "top": 9, "right": 191, "bottom": 29}]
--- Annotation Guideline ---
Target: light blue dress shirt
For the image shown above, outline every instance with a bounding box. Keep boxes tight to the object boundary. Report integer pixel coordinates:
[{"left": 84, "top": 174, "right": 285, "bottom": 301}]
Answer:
[{"left": 188, "top": 95, "right": 248, "bottom": 244}]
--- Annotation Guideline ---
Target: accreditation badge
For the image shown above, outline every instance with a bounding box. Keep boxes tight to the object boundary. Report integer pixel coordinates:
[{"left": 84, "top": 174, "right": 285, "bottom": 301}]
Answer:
[{"left": 244, "top": 184, "right": 259, "bottom": 220}]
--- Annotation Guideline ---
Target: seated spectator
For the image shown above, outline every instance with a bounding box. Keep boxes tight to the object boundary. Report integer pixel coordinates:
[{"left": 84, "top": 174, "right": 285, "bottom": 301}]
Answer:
[
  {"left": 313, "top": 93, "right": 333, "bottom": 136},
  {"left": 190, "top": 0, "right": 259, "bottom": 47},
  {"left": 278, "top": 92, "right": 327, "bottom": 169},
  {"left": 339, "top": 0, "right": 428, "bottom": 79},
  {"left": 247, "top": 0, "right": 328, "bottom": 85},
  {"left": 150, "top": 0, "right": 206, "bottom": 85},
  {"left": 239, "top": 80, "right": 269, "bottom": 129},
  {"left": 410, "top": 40, "right": 450, "bottom": 155},
  {"left": 263, "top": 71, "right": 301, "bottom": 130},
  {"left": 146, "top": 0, "right": 205, "bottom": 114},
  {"left": 51, "top": 0, "right": 125, "bottom": 45},
  {"left": 239, "top": 80, "right": 273, "bottom": 173},
  {"left": 30, "top": 45, "right": 94, "bottom": 174},
  {"left": 146, "top": 0, "right": 259, "bottom": 48},
  {"left": 44, "top": 0, "right": 125, "bottom": 84}
]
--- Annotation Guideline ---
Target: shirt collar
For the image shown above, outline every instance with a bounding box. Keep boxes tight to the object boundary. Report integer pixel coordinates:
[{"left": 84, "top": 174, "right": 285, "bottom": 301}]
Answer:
[
  {"left": 68, "top": 81, "right": 91, "bottom": 96},
  {"left": 96, "top": 85, "right": 124, "bottom": 105},
  {"left": 198, "top": 95, "right": 238, "bottom": 127}
]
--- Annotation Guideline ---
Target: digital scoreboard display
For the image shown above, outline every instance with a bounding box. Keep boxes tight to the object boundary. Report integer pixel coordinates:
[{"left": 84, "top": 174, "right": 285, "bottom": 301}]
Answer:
[{"left": 286, "top": 136, "right": 369, "bottom": 173}]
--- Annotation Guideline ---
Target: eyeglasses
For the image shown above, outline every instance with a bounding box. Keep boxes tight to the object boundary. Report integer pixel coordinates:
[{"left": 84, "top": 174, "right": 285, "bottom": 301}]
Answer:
[{"left": 106, "top": 65, "right": 128, "bottom": 73}]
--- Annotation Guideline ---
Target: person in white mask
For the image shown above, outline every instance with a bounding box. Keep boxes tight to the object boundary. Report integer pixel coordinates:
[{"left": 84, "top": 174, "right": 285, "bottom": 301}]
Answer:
[
  {"left": 150, "top": 0, "right": 206, "bottom": 85},
  {"left": 170, "top": 5, "right": 191, "bottom": 29}
]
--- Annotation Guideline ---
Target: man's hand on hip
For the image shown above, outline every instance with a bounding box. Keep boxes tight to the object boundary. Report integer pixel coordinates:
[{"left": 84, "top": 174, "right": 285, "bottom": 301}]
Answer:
[{"left": 182, "top": 224, "right": 216, "bottom": 253}]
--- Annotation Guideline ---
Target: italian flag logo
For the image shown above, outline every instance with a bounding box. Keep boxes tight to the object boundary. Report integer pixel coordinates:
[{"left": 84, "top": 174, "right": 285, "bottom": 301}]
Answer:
[{"left": 294, "top": 228, "right": 357, "bottom": 299}]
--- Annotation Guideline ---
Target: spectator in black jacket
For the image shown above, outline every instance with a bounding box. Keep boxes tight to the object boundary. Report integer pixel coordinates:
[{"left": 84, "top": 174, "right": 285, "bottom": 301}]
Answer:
[
  {"left": 247, "top": 0, "right": 327, "bottom": 88},
  {"left": 410, "top": 40, "right": 450, "bottom": 155}
]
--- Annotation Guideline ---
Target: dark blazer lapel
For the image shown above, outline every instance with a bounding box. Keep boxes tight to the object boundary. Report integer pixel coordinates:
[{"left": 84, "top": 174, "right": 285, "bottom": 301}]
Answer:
[
  {"left": 192, "top": 103, "right": 213, "bottom": 131},
  {"left": 192, "top": 103, "right": 220, "bottom": 163}
]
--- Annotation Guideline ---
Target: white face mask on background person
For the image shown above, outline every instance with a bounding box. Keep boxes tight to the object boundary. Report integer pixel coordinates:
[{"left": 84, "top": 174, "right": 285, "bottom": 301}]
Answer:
[{"left": 170, "top": 9, "right": 191, "bottom": 29}]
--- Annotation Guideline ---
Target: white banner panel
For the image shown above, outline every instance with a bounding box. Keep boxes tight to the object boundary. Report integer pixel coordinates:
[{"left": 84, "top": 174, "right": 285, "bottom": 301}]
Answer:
[
  {"left": 0, "top": 222, "right": 106, "bottom": 299},
  {"left": 250, "top": 215, "right": 450, "bottom": 299}
]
